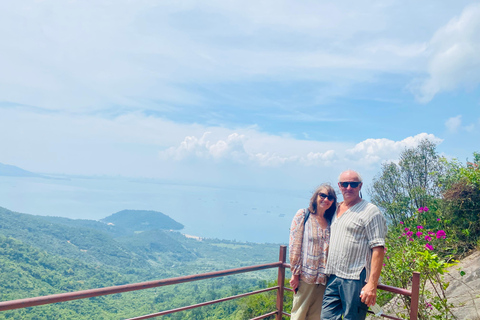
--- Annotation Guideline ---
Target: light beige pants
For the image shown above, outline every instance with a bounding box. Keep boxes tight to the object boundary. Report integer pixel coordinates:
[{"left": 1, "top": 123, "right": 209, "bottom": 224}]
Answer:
[{"left": 291, "top": 280, "right": 326, "bottom": 320}]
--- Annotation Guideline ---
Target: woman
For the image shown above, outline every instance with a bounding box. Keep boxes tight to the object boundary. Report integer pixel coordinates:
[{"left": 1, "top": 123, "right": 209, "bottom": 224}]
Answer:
[{"left": 289, "top": 183, "right": 337, "bottom": 320}]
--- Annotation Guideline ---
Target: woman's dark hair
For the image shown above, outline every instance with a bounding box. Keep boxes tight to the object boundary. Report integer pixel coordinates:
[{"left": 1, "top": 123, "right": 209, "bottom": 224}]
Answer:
[{"left": 308, "top": 183, "right": 337, "bottom": 223}]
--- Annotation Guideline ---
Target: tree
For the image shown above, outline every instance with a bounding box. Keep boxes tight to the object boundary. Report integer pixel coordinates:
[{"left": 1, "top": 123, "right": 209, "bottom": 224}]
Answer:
[
  {"left": 236, "top": 279, "right": 292, "bottom": 320},
  {"left": 440, "top": 152, "right": 480, "bottom": 253},
  {"left": 369, "top": 139, "right": 446, "bottom": 225}
]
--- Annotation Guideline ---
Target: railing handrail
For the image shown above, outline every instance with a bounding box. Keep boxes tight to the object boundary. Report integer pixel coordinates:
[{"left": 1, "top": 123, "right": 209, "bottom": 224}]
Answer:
[
  {"left": 0, "top": 261, "right": 282, "bottom": 312},
  {"left": 126, "top": 287, "right": 280, "bottom": 320},
  {"left": 0, "top": 246, "right": 420, "bottom": 320}
]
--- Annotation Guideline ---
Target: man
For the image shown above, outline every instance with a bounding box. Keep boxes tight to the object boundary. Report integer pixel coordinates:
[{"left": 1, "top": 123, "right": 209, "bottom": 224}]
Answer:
[{"left": 321, "top": 170, "right": 387, "bottom": 320}]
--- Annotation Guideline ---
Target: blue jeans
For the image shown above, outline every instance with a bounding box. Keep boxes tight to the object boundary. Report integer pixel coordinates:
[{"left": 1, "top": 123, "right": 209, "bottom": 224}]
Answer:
[{"left": 321, "top": 269, "right": 368, "bottom": 320}]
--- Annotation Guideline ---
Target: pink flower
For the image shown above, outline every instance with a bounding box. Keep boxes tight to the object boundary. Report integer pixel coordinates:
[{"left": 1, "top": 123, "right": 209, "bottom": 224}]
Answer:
[
  {"left": 387, "top": 256, "right": 390, "bottom": 259},
  {"left": 400, "top": 221, "right": 404, "bottom": 224},
  {"left": 383, "top": 263, "right": 386, "bottom": 266},
  {"left": 407, "top": 231, "right": 414, "bottom": 236},
  {"left": 437, "top": 218, "right": 441, "bottom": 221},
  {"left": 428, "top": 231, "right": 435, "bottom": 235},
  {"left": 436, "top": 230, "right": 446, "bottom": 239},
  {"left": 424, "top": 207, "right": 429, "bottom": 212},
  {"left": 425, "top": 235, "right": 432, "bottom": 241},
  {"left": 425, "top": 243, "right": 434, "bottom": 250},
  {"left": 417, "top": 225, "right": 424, "bottom": 229},
  {"left": 418, "top": 208, "right": 424, "bottom": 213},
  {"left": 408, "top": 238, "right": 414, "bottom": 241},
  {"left": 416, "top": 231, "right": 423, "bottom": 237},
  {"left": 404, "top": 227, "right": 410, "bottom": 231}
]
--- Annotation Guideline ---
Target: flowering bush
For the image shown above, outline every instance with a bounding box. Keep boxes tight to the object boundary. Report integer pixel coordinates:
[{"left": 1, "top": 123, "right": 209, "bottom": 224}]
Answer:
[{"left": 380, "top": 207, "right": 458, "bottom": 320}]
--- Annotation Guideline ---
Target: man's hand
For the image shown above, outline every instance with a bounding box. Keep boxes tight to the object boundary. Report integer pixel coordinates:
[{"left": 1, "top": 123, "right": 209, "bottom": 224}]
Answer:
[
  {"left": 289, "top": 275, "right": 300, "bottom": 293},
  {"left": 360, "top": 282, "right": 377, "bottom": 307},
  {"left": 361, "top": 246, "right": 385, "bottom": 306}
]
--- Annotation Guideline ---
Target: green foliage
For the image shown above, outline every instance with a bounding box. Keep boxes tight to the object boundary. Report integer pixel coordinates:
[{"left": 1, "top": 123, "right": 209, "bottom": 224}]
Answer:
[
  {"left": 370, "top": 148, "right": 480, "bottom": 319},
  {"left": 438, "top": 152, "right": 480, "bottom": 254},
  {"left": 0, "top": 207, "right": 283, "bottom": 319},
  {"left": 236, "top": 278, "right": 293, "bottom": 320},
  {"left": 0, "top": 234, "right": 139, "bottom": 319},
  {"left": 101, "top": 209, "right": 184, "bottom": 233},
  {"left": 0, "top": 207, "right": 149, "bottom": 269},
  {"left": 369, "top": 139, "right": 446, "bottom": 225},
  {"left": 381, "top": 215, "right": 457, "bottom": 319}
]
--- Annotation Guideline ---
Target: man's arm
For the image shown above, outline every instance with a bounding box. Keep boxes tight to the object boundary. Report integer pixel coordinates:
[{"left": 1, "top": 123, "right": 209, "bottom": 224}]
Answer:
[{"left": 360, "top": 246, "right": 385, "bottom": 307}]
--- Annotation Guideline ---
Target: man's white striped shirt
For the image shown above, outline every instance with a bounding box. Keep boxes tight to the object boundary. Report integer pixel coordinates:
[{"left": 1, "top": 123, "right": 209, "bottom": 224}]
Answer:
[{"left": 325, "top": 200, "right": 387, "bottom": 280}]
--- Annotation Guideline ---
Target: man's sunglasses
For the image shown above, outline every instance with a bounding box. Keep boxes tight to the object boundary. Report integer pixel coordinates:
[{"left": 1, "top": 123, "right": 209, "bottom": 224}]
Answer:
[
  {"left": 339, "top": 181, "right": 361, "bottom": 188},
  {"left": 318, "top": 193, "right": 335, "bottom": 201}
]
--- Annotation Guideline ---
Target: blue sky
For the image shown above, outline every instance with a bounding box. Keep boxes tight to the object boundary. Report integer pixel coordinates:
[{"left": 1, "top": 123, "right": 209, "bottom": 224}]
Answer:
[{"left": 1, "top": 0, "right": 480, "bottom": 193}]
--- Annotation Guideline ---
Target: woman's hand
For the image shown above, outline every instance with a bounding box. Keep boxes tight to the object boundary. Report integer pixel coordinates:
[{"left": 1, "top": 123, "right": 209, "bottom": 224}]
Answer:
[{"left": 289, "top": 275, "right": 300, "bottom": 293}]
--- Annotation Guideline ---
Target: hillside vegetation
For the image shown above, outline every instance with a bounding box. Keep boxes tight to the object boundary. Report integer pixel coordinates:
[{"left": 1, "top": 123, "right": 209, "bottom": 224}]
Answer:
[
  {"left": 101, "top": 209, "right": 184, "bottom": 233},
  {"left": 369, "top": 142, "right": 480, "bottom": 320},
  {"left": 0, "top": 207, "right": 282, "bottom": 319}
]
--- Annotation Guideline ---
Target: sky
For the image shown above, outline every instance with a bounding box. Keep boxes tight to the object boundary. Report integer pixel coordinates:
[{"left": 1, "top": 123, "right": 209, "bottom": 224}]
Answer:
[{"left": 1, "top": 0, "right": 480, "bottom": 194}]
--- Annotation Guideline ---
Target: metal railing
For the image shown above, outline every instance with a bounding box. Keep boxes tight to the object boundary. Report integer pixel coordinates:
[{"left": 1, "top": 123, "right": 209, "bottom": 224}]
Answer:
[{"left": 0, "top": 245, "right": 420, "bottom": 319}]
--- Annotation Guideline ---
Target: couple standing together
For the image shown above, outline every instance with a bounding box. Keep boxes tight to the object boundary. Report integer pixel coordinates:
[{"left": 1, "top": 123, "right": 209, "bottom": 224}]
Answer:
[{"left": 289, "top": 170, "right": 387, "bottom": 320}]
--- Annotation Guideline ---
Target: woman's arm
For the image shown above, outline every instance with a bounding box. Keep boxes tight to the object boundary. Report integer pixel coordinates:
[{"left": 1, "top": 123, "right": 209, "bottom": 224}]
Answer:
[{"left": 289, "top": 209, "right": 305, "bottom": 278}]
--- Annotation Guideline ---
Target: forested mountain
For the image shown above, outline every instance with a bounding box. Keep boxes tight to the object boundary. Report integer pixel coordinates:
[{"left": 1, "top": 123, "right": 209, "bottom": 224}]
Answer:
[
  {"left": 0, "top": 207, "right": 149, "bottom": 269},
  {"left": 0, "top": 206, "right": 283, "bottom": 319},
  {"left": 101, "top": 209, "right": 184, "bottom": 233},
  {"left": 0, "top": 163, "right": 41, "bottom": 177},
  {"left": 0, "top": 235, "right": 137, "bottom": 319}
]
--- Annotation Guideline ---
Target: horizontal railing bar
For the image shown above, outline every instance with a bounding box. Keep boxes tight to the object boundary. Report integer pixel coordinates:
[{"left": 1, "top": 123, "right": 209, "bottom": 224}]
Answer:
[
  {"left": 250, "top": 311, "right": 277, "bottom": 320},
  {"left": 0, "top": 261, "right": 282, "bottom": 312},
  {"left": 377, "top": 283, "right": 411, "bottom": 297},
  {"left": 367, "top": 310, "right": 404, "bottom": 320},
  {"left": 283, "top": 311, "right": 291, "bottom": 317},
  {"left": 284, "top": 263, "right": 411, "bottom": 297},
  {"left": 126, "top": 287, "right": 279, "bottom": 320}
]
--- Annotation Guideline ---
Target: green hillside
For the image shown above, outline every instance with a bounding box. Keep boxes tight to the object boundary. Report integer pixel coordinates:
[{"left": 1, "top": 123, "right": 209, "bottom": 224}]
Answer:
[
  {"left": 0, "top": 234, "right": 137, "bottom": 319},
  {"left": 0, "top": 206, "right": 283, "bottom": 319},
  {"left": 101, "top": 209, "right": 184, "bottom": 233},
  {"left": 0, "top": 207, "right": 148, "bottom": 269}
]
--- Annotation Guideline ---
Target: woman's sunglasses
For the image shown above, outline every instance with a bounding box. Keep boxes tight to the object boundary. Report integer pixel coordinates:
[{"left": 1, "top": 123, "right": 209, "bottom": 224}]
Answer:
[
  {"left": 339, "top": 181, "right": 361, "bottom": 188},
  {"left": 318, "top": 193, "right": 335, "bottom": 201}
]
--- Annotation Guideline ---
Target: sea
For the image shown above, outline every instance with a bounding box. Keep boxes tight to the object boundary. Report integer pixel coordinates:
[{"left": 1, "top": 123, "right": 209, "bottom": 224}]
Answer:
[{"left": 0, "top": 175, "right": 313, "bottom": 244}]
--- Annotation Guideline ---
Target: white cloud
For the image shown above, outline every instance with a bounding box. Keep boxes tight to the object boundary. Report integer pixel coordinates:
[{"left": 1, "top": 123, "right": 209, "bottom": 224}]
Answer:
[
  {"left": 162, "top": 132, "right": 442, "bottom": 167},
  {"left": 465, "top": 124, "right": 475, "bottom": 132},
  {"left": 445, "top": 114, "right": 478, "bottom": 133},
  {"left": 161, "top": 132, "right": 337, "bottom": 166},
  {"left": 0, "top": 106, "right": 449, "bottom": 191},
  {"left": 161, "top": 132, "right": 250, "bottom": 163},
  {"left": 445, "top": 115, "right": 462, "bottom": 133},
  {"left": 413, "top": 3, "right": 480, "bottom": 102},
  {"left": 0, "top": 0, "right": 470, "bottom": 113},
  {"left": 345, "top": 133, "right": 443, "bottom": 164}
]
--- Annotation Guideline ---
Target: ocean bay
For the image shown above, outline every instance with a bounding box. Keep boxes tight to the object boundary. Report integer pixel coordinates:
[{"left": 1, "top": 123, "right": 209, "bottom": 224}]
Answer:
[{"left": 0, "top": 175, "right": 309, "bottom": 244}]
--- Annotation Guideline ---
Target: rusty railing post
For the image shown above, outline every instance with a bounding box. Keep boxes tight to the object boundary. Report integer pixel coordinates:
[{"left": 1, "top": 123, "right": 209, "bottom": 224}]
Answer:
[
  {"left": 275, "top": 245, "right": 287, "bottom": 320},
  {"left": 409, "top": 272, "right": 420, "bottom": 320}
]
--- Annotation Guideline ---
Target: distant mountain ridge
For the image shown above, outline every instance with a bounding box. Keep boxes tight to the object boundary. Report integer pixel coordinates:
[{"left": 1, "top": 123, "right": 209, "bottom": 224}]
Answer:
[
  {"left": 0, "top": 162, "right": 41, "bottom": 177},
  {"left": 101, "top": 209, "right": 184, "bottom": 232}
]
